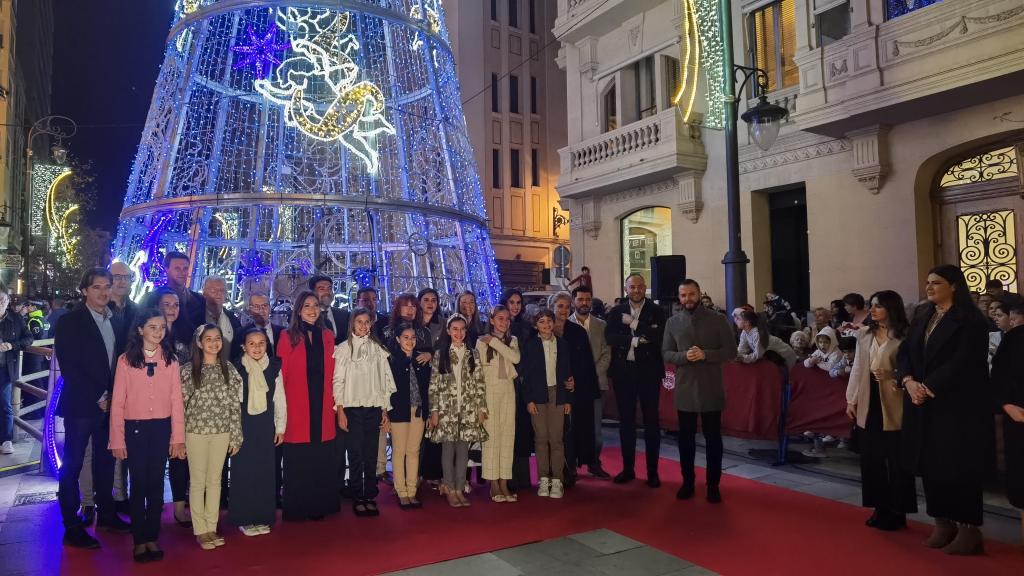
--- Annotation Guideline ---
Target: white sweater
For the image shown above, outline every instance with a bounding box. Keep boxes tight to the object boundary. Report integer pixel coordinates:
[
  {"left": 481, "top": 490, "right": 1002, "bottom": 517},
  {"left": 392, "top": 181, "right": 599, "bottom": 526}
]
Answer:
[{"left": 332, "top": 335, "right": 397, "bottom": 410}]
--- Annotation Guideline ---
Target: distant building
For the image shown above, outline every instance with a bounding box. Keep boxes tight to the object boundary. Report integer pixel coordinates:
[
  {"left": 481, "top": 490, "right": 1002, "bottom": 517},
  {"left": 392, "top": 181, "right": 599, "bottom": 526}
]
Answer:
[{"left": 445, "top": 0, "right": 570, "bottom": 290}]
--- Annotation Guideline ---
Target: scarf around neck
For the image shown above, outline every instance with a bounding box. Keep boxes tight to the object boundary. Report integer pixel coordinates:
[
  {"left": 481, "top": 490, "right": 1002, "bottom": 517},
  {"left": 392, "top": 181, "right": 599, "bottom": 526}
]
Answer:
[{"left": 240, "top": 354, "right": 270, "bottom": 415}]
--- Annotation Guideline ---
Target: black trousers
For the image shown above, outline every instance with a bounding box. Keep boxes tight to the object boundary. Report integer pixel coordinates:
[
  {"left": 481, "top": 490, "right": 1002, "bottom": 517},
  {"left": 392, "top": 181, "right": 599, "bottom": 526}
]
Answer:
[
  {"left": 168, "top": 457, "right": 189, "bottom": 502},
  {"left": 614, "top": 366, "right": 661, "bottom": 476},
  {"left": 342, "top": 407, "right": 381, "bottom": 500},
  {"left": 58, "top": 415, "right": 115, "bottom": 529},
  {"left": 860, "top": 377, "right": 917, "bottom": 515},
  {"left": 677, "top": 411, "right": 723, "bottom": 488},
  {"left": 125, "top": 419, "right": 170, "bottom": 545}
]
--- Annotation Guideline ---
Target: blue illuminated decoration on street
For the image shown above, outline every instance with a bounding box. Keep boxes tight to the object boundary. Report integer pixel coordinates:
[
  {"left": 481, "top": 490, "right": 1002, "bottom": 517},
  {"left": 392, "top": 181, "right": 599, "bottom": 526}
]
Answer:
[
  {"left": 113, "top": 0, "right": 503, "bottom": 310},
  {"left": 885, "top": 0, "right": 943, "bottom": 20}
]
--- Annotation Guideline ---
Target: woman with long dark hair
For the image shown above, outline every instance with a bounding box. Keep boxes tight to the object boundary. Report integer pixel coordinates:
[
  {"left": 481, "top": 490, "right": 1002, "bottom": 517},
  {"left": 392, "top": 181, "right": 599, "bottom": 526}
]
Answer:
[
  {"left": 417, "top": 288, "right": 446, "bottom": 489},
  {"left": 845, "top": 291, "right": 917, "bottom": 531},
  {"left": 500, "top": 288, "right": 534, "bottom": 492},
  {"left": 897, "top": 265, "right": 991, "bottom": 555},
  {"left": 142, "top": 287, "right": 192, "bottom": 526},
  {"left": 277, "top": 291, "right": 339, "bottom": 521},
  {"left": 108, "top": 309, "right": 184, "bottom": 562}
]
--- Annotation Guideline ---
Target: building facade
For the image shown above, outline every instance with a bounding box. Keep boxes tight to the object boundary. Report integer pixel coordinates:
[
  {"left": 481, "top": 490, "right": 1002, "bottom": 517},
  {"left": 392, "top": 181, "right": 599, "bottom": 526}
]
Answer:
[
  {"left": 556, "top": 0, "right": 1024, "bottom": 311},
  {"left": 445, "top": 0, "right": 569, "bottom": 290},
  {"left": 0, "top": 0, "right": 55, "bottom": 288}
]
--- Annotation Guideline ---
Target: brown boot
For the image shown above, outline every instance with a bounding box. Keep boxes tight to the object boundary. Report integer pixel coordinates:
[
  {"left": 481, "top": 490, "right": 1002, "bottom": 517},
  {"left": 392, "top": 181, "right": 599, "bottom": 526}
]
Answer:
[
  {"left": 924, "top": 518, "right": 958, "bottom": 548},
  {"left": 942, "top": 524, "right": 984, "bottom": 556}
]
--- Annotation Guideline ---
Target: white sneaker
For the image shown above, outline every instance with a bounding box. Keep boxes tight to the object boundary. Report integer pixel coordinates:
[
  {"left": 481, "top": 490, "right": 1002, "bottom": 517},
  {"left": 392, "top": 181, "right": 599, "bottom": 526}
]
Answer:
[
  {"left": 821, "top": 435, "right": 836, "bottom": 443},
  {"left": 0, "top": 441, "right": 13, "bottom": 455},
  {"left": 239, "top": 525, "right": 261, "bottom": 537},
  {"left": 537, "top": 477, "right": 550, "bottom": 497},
  {"left": 256, "top": 525, "right": 271, "bottom": 535},
  {"left": 549, "top": 479, "right": 564, "bottom": 499}
]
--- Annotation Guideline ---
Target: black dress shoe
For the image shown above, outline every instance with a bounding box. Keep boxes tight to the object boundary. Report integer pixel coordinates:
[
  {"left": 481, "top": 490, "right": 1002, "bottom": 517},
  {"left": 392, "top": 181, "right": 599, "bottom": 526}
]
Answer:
[
  {"left": 613, "top": 472, "right": 635, "bottom": 484},
  {"left": 865, "top": 509, "right": 881, "bottom": 528},
  {"left": 146, "top": 542, "right": 165, "bottom": 561},
  {"left": 646, "top": 475, "right": 661, "bottom": 488},
  {"left": 676, "top": 484, "right": 695, "bottom": 500},
  {"left": 63, "top": 527, "right": 101, "bottom": 549},
  {"left": 97, "top": 515, "right": 131, "bottom": 533},
  {"left": 874, "top": 512, "right": 906, "bottom": 531},
  {"left": 114, "top": 499, "right": 131, "bottom": 516},
  {"left": 79, "top": 505, "right": 96, "bottom": 526},
  {"left": 133, "top": 545, "right": 151, "bottom": 563},
  {"left": 588, "top": 466, "right": 612, "bottom": 480},
  {"left": 707, "top": 486, "right": 722, "bottom": 504}
]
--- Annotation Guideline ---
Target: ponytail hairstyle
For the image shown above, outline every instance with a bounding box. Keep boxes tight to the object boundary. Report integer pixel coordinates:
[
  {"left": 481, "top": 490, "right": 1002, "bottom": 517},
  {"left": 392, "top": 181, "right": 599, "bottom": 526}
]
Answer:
[{"left": 190, "top": 324, "right": 231, "bottom": 390}]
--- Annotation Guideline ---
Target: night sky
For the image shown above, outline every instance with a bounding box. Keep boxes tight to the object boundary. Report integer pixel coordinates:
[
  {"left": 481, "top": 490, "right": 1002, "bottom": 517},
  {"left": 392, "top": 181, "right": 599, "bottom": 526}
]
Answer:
[{"left": 52, "top": 0, "right": 174, "bottom": 232}]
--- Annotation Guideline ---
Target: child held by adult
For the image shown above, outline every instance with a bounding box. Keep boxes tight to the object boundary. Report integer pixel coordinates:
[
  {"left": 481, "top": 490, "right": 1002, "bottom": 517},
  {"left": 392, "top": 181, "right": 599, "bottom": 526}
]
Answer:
[
  {"left": 108, "top": 309, "right": 186, "bottom": 563},
  {"left": 230, "top": 328, "right": 287, "bottom": 535}
]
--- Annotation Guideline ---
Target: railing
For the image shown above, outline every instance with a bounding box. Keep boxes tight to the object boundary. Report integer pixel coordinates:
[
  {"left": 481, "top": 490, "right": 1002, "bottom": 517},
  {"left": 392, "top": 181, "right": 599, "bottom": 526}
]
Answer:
[
  {"left": 11, "top": 339, "right": 54, "bottom": 446},
  {"left": 570, "top": 115, "right": 664, "bottom": 171}
]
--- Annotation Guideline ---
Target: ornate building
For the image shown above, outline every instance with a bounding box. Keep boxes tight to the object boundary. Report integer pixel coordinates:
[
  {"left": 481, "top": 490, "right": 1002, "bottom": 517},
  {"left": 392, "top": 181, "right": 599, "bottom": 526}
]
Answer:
[{"left": 555, "top": 0, "right": 1024, "bottom": 309}]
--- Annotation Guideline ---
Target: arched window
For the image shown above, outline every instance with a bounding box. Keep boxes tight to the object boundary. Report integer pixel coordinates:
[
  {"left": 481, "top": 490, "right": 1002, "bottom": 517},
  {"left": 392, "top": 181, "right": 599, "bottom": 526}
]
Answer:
[
  {"left": 621, "top": 207, "right": 672, "bottom": 287},
  {"left": 937, "top": 144, "right": 1021, "bottom": 293}
]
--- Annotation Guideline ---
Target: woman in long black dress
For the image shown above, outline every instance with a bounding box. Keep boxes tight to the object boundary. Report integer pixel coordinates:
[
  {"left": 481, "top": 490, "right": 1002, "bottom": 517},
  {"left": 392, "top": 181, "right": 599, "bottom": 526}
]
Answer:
[
  {"left": 897, "top": 265, "right": 991, "bottom": 555},
  {"left": 991, "top": 302, "right": 1024, "bottom": 545},
  {"left": 277, "top": 291, "right": 340, "bottom": 521},
  {"left": 230, "top": 327, "right": 286, "bottom": 535},
  {"left": 502, "top": 289, "right": 535, "bottom": 491}
]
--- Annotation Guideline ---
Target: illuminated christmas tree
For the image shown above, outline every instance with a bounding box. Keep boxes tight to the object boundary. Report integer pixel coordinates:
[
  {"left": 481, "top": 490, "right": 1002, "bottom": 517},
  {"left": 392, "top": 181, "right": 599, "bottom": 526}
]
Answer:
[{"left": 113, "top": 0, "right": 501, "bottom": 308}]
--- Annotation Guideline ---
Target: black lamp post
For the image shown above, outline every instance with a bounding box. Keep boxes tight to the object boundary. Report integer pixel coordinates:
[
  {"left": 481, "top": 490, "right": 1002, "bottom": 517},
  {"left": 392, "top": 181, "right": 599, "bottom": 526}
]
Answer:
[{"left": 719, "top": 0, "right": 789, "bottom": 313}]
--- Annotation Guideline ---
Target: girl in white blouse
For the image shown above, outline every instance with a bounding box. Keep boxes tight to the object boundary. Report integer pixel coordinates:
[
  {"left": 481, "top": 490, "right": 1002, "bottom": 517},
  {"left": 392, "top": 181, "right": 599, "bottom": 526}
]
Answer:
[{"left": 332, "top": 308, "right": 396, "bottom": 517}]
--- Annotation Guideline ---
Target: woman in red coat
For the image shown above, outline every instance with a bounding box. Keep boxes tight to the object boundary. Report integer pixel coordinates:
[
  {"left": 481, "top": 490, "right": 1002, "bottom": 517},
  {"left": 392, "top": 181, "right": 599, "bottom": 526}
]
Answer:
[{"left": 277, "top": 290, "right": 339, "bottom": 521}]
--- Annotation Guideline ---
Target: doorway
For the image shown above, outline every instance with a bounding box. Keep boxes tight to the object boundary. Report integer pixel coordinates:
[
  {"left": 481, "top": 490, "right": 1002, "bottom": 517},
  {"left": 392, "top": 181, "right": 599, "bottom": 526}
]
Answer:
[{"left": 769, "top": 187, "right": 810, "bottom": 313}]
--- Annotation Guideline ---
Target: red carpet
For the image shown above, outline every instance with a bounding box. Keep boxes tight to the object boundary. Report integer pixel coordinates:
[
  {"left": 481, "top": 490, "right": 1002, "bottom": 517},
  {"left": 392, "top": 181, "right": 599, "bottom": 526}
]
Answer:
[{"left": 20, "top": 449, "right": 1020, "bottom": 575}]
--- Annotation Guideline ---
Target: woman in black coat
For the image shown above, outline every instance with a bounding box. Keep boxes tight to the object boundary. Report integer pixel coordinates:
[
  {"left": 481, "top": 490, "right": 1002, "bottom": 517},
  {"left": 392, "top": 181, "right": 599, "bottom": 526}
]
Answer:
[
  {"left": 897, "top": 265, "right": 991, "bottom": 555},
  {"left": 549, "top": 292, "right": 598, "bottom": 486},
  {"left": 991, "top": 303, "right": 1024, "bottom": 545}
]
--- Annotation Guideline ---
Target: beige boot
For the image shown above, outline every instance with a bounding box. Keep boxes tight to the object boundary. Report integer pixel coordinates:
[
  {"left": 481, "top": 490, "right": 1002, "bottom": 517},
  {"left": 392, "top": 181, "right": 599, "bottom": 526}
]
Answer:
[
  {"left": 942, "top": 524, "right": 984, "bottom": 556},
  {"left": 924, "top": 518, "right": 957, "bottom": 549}
]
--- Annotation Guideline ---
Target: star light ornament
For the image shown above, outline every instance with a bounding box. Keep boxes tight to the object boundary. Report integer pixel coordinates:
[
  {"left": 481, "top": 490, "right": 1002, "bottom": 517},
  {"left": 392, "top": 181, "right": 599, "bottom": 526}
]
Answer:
[
  {"left": 231, "top": 24, "right": 290, "bottom": 79},
  {"left": 255, "top": 8, "right": 395, "bottom": 173}
]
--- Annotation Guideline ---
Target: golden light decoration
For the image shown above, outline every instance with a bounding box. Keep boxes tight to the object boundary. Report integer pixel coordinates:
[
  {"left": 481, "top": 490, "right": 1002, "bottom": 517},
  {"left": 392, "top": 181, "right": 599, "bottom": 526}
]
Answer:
[
  {"left": 255, "top": 7, "right": 396, "bottom": 173},
  {"left": 673, "top": 0, "right": 701, "bottom": 123}
]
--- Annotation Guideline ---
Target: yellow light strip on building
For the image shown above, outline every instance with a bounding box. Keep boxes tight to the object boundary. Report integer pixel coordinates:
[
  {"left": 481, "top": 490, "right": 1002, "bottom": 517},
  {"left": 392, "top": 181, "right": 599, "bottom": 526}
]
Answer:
[{"left": 673, "top": 0, "right": 700, "bottom": 123}]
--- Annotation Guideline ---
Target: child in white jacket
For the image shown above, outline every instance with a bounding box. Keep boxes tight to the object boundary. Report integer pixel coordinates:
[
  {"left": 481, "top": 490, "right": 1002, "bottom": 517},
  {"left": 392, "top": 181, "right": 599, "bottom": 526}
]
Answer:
[{"left": 803, "top": 326, "right": 841, "bottom": 372}]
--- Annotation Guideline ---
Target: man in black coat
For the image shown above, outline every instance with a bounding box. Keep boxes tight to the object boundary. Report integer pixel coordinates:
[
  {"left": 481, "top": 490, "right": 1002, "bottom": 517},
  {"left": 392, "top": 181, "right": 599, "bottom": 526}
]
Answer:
[
  {"left": 165, "top": 251, "right": 205, "bottom": 341},
  {"left": 202, "top": 276, "right": 243, "bottom": 360},
  {"left": 604, "top": 273, "right": 666, "bottom": 487},
  {"left": 234, "top": 293, "right": 285, "bottom": 357},
  {"left": 107, "top": 261, "right": 139, "bottom": 352},
  {"left": 356, "top": 287, "right": 389, "bottom": 341},
  {"left": 310, "top": 275, "right": 351, "bottom": 345},
  {"left": 55, "top": 268, "right": 130, "bottom": 549}
]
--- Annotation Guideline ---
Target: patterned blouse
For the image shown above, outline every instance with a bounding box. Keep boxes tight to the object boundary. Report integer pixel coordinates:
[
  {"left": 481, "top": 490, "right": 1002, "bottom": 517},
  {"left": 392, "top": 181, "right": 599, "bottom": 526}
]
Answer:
[{"left": 181, "top": 362, "right": 244, "bottom": 448}]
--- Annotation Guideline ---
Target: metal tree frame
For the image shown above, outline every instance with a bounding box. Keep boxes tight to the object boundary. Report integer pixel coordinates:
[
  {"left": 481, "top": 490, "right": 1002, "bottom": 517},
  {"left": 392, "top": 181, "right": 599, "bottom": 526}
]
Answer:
[{"left": 114, "top": 0, "right": 502, "bottom": 310}]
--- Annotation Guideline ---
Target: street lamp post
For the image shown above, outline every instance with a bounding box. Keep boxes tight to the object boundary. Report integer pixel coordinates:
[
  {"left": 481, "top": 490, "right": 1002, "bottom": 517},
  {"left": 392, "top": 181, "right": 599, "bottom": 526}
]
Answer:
[
  {"left": 21, "top": 115, "right": 76, "bottom": 295},
  {"left": 719, "top": 0, "right": 789, "bottom": 313}
]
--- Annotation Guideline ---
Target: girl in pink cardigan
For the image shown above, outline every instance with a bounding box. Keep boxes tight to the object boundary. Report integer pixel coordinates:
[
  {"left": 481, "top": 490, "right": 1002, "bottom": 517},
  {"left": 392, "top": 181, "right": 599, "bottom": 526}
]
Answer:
[{"left": 109, "top": 308, "right": 185, "bottom": 563}]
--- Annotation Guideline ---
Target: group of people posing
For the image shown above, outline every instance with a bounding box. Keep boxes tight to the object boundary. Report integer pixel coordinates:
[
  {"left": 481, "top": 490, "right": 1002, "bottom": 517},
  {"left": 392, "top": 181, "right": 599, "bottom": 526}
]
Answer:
[{"left": 49, "top": 251, "right": 1022, "bottom": 563}]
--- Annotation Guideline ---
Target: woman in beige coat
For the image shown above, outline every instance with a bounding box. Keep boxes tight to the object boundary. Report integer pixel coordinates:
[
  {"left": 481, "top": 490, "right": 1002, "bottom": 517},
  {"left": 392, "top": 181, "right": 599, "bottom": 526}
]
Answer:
[{"left": 846, "top": 290, "right": 918, "bottom": 531}]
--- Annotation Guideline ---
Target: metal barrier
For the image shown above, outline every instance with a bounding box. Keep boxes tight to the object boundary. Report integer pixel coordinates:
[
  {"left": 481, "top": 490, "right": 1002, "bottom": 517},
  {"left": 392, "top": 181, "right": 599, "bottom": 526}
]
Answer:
[{"left": 10, "top": 339, "right": 54, "bottom": 466}]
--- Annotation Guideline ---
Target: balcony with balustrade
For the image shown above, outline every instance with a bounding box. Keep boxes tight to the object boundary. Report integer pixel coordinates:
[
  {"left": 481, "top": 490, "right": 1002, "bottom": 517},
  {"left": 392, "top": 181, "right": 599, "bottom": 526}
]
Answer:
[
  {"left": 556, "top": 107, "right": 706, "bottom": 200},
  {"left": 794, "top": 0, "right": 1024, "bottom": 136}
]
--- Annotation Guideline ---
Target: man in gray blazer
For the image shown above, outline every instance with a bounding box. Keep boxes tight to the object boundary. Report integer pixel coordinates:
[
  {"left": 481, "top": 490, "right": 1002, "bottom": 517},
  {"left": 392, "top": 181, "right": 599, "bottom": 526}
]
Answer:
[
  {"left": 662, "top": 279, "right": 735, "bottom": 503},
  {"left": 569, "top": 286, "right": 612, "bottom": 479}
]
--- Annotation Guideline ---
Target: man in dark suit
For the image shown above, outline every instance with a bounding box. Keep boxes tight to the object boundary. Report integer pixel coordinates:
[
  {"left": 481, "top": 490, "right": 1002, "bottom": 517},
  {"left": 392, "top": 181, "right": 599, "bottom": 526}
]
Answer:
[
  {"left": 310, "top": 275, "right": 350, "bottom": 344},
  {"left": 202, "top": 276, "right": 243, "bottom": 360},
  {"left": 604, "top": 273, "right": 666, "bottom": 487},
  {"left": 235, "top": 293, "right": 285, "bottom": 357},
  {"left": 165, "top": 251, "right": 205, "bottom": 341},
  {"left": 55, "top": 268, "right": 130, "bottom": 549}
]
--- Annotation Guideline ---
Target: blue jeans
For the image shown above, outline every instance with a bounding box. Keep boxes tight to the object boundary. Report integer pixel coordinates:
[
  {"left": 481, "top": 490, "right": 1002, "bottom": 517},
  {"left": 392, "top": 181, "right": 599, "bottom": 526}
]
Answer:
[{"left": 0, "top": 367, "right": 12, "bottom": 443}]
